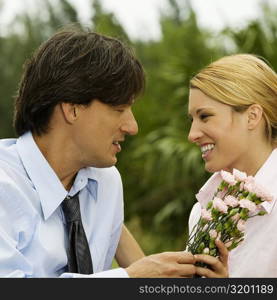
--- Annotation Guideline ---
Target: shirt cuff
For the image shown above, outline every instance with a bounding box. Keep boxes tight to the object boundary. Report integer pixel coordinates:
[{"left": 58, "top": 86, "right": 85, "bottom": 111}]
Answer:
[{"left": 60, "top": 268, "right": 129, "bottom": 278}]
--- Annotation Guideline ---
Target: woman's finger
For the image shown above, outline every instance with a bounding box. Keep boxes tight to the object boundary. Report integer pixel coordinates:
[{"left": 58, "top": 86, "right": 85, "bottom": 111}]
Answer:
[
  {"left": 194, "top": 254, "right": 228, "bottom": 278},
  {"left": 194, "top": 254, "right": 220, "bottom": 267},
  {"left": 195, "top": 266, "right": 217, "bottom": 278},
  {"left": 215, "top": 239, "right": 229, "bottom": 266}
]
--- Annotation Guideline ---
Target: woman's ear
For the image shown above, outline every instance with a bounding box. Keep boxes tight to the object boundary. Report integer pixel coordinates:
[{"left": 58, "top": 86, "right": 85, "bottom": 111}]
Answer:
[
  {"left": 60, "top": 102, "right": 78, "bottom": 124},
  {"left": 247, "top": 104, "right": 264, "bottom": 130}
]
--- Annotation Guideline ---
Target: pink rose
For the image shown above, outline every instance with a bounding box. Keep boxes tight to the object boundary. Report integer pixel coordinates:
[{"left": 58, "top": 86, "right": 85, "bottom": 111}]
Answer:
[
  {"left": 237, "top": 219, "right": 246, "bottom": 232},
  {"left": 231, "top": 213, "right": 240, "bottom": 223},
  {"left": 213, "top": 197, "right": 228, "bottom": 213},
  {"left": 239, "top": 198, "right": 257, "bottom": 213},
  {"left": 216, "top": 232, "right": 221, "bottom": 241},
  {"left": 245, "top": 176, "right": 255, "bottom": 184},
  {"left": 220, "top": 170, "right": 237, "bottom": 186},
  {"left": 244, "top": 182, "right": 255, "bottom": 194},
  {"left": 224, "top": 195, "right": 239, "bottom": 207},
  {"left": 263, "top": 190, "right": 274, "bottom": 202},
  {"left": 225, "top": 241, "right": 233, "bottom": 248},
  {"left": 201, "top": 208, "right": 212, "bottom": 221},
  {"left": 233, "top": 169, "right": 247, "bottom": 181},
  {"left": 209, "top": 229, "right": 218, "bottom": 239},
  {"left": 252, "top": 183, "right": 274, "bottom": 202}
]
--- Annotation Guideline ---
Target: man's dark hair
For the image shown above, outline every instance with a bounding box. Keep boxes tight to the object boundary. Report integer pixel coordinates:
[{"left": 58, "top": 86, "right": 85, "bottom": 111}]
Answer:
[{"left": 13, "top": 27, "right": 145, "bottom": 136}]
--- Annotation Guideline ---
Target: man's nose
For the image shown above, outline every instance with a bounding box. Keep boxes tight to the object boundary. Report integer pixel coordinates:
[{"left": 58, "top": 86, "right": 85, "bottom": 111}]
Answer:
[{"left": 121, "top": 111, "right": 138, "bottom": 136}]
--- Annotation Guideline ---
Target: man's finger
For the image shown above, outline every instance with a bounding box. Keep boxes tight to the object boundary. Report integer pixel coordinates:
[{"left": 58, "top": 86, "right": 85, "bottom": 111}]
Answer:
[{"left": 177, "top": 251, "right": 196, "bottom": 264}]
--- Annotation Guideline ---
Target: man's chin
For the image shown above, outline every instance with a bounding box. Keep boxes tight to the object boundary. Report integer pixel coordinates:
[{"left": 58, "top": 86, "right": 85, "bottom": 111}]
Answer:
[{"left": 91, "top": 157, "right": 117, "bottom": 168}]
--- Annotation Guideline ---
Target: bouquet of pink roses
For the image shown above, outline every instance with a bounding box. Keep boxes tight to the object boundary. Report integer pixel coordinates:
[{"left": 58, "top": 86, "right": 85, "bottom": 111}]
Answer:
[{"left": 185, "top": 169, "right": 273, "bottom": 261}]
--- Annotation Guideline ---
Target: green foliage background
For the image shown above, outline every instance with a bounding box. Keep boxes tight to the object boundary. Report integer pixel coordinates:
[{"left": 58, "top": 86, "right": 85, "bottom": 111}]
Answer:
[{"left": 0, "top": 0, "right": 276, "bottom": 254}]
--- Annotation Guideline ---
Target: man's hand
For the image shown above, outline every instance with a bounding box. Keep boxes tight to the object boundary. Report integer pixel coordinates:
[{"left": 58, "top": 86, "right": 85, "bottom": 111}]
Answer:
[{"left": 125, "top": 251, "right": 196, "bottom": 278}]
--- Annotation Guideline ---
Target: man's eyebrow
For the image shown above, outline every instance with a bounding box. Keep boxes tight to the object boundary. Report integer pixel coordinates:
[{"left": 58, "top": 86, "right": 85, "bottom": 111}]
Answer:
[{"left": 115, "top": 103, "right": 130, "bottom": 108}]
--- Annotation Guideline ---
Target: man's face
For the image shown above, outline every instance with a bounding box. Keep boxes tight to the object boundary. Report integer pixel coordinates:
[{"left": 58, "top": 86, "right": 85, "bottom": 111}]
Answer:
[{"left": 72, "top": 99, "right": 138, "bottom": 168}]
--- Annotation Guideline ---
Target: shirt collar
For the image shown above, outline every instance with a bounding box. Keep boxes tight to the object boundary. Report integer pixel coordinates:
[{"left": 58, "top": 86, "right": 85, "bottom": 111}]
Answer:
[
  {"left": 254, "top": 149, "right": 277, "bottom": 213},
  {"left": 196, "top": 149, "right": 277, "bottom": 214},
  {"left": 16, "top": 131, "right": 99, "bottom": 220}
]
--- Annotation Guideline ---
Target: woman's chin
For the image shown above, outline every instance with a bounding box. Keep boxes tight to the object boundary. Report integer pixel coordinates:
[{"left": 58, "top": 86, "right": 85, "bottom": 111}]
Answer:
[{"left": 204, "top": 162, "right": 220, "bottom": 173}]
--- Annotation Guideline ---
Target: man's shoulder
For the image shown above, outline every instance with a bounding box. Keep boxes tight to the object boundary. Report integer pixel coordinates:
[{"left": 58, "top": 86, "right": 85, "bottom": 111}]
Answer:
[
  {"left": 0, "top": 138, "right": 27, "bottom": 181},
  {"left": 0, "top": 166, "right": 26, "bottom": 197},
  {"left": 0, "top": 137, "right": 17, "bottom": 149},
  {"left": 0, "top": 137, "right": 20, "bottom": 166},
  {"left": 0, "top": 164, "right": 36, "bottom": 225}
]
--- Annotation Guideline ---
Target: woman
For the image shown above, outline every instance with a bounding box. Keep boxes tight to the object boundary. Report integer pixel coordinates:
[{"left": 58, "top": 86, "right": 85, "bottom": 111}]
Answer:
[{"left": 187, "top": 54, "right": 277, "bottom": 277}]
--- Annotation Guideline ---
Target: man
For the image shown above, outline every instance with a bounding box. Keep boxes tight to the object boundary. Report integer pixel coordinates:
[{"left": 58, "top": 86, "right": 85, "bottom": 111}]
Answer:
[{"left": 0, "top": 28, "right": 196, "bottom": 277}]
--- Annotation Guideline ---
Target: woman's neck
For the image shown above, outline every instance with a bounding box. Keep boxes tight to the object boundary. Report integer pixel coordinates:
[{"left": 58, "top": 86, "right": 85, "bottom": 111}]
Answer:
[{"left": 235, "top": 142, "right": 273, "bottom": 176}]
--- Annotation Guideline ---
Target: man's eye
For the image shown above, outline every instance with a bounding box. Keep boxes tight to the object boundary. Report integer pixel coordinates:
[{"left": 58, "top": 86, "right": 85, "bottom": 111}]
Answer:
[{"left": 116, "top": 109, "right": 124, "bottom": 113}]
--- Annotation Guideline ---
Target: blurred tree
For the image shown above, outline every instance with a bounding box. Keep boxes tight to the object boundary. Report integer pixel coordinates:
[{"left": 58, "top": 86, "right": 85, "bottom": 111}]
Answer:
[
  {"left": 0, "top": 0, "right": 82, "bottom": 137},
  {"left": 91, "top": 0, "right": 129, "bottom": 41},
  {"left": 0, "top": 0, "right": 276, "bottom": 254},
  {"left": 116, "top": 0, "right": 221, "bottom": 253},
  {"left": 222, "top": 1, "right": 277, "bottom": 66}
]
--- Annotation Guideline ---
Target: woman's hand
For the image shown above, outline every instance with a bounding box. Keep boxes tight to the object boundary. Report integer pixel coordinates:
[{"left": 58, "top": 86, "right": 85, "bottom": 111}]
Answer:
[{"left": 194, "top": 240, "right": 229, "bottom": 278}]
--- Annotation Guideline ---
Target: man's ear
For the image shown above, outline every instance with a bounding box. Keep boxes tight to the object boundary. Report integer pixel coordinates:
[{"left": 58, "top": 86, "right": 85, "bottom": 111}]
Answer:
[
  {"left": 247, "top": 104, "right": 264, "bottom": 130},
  {"left": 60, "top": 102, "right": 78, "bottom": 124}
]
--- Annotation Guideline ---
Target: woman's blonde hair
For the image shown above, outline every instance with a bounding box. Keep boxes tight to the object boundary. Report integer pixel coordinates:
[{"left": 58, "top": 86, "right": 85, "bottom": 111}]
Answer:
[{"left": 190, "top": 54, "right": 277, "bottom": 143}]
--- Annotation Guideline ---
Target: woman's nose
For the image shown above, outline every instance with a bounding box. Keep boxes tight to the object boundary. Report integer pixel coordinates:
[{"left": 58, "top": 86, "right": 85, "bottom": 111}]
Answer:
[{"left": 188, "top": 122, "right": 203, "bottom": 143}]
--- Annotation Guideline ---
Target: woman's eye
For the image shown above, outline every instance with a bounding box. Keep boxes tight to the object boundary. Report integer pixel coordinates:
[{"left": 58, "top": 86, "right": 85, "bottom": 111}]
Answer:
[{"left": 200, "top": 114, "right": 210, "bottom": 120}]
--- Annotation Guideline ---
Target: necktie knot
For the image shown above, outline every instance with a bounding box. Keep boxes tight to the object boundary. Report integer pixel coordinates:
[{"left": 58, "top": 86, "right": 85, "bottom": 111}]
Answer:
[{"left": 62, "top": 194, "right": 81, "bottom": 222}]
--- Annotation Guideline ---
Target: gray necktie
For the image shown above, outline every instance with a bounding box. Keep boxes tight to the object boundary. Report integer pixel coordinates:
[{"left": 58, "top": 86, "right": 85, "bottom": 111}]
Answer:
[{"left": 62, "top": 193, "right": 93, "bottom": 274}]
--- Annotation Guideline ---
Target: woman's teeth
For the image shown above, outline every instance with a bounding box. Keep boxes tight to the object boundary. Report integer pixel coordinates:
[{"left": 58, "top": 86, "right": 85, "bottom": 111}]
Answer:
[{"left": 201, "top": 144, "right": 215, "bottom": 154}]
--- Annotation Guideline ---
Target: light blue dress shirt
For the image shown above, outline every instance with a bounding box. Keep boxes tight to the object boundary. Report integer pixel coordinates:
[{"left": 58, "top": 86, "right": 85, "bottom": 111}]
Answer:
[{"left": 0, "top": 131, "right": 127, "bottom": 277}]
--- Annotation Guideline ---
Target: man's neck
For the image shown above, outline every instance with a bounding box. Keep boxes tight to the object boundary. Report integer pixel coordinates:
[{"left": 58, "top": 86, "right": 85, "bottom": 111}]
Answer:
[{"left": 33, "top": 132, "right": 80, "bottom": 191}]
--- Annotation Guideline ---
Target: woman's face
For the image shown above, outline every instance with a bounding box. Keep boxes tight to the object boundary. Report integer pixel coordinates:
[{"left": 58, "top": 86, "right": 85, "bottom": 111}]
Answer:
[{"left": 188, "top": 89, "right": 250, "bottom": 173}]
